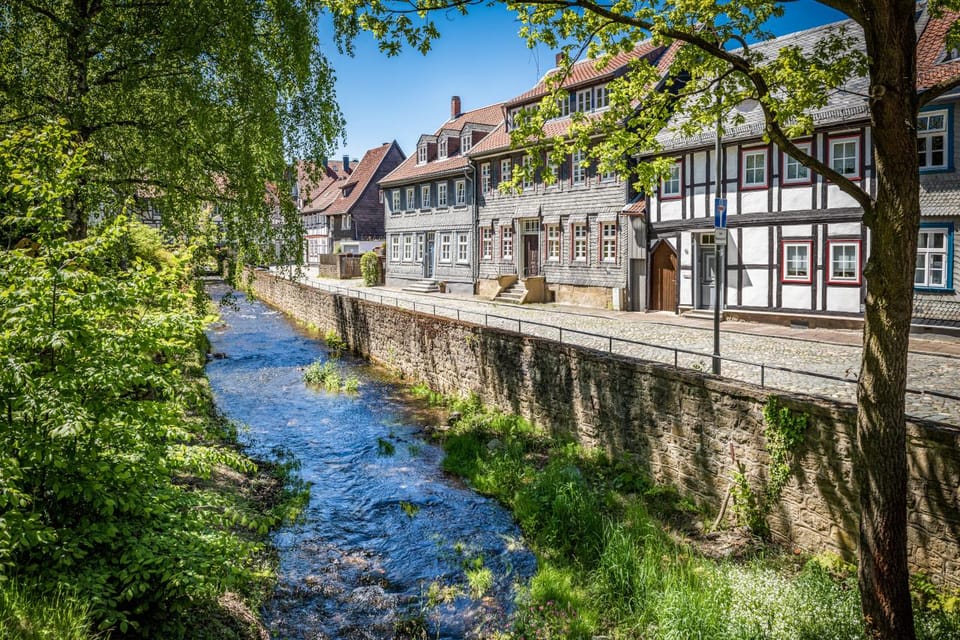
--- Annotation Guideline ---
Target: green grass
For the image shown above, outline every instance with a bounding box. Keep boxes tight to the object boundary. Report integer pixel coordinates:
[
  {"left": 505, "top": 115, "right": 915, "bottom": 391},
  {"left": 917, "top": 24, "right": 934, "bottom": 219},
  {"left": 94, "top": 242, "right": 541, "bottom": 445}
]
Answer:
[
  {"left": 423, "top": 390, "right": 960, "bottom": 640},
  {"left": 303, "top": 359, "right": 360, "bottom": 393},
  {"left": 0, "top": 581, "right": 99, "bottom": 640}
]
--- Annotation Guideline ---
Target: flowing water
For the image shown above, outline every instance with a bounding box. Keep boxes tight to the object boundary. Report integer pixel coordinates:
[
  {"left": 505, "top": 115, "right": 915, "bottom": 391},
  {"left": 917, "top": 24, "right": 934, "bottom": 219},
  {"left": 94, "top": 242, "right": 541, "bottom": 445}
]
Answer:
[{"left": 204, "top": 286, "right": 536, "bottom": 639}]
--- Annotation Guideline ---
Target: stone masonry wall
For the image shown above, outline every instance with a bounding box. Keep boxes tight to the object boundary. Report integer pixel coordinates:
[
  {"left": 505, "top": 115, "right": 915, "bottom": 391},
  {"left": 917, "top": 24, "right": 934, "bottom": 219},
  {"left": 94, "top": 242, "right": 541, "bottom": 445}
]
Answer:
[{"left": 250, "top": 270, "right": 960, "bottom": 586}]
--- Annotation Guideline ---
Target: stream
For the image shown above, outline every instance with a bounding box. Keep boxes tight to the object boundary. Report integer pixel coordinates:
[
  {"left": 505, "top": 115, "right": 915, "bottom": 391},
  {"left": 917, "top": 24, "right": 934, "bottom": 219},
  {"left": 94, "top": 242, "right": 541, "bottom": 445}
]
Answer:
[{"left": 204, "top": 285, "right": 536, "bottom": 639}]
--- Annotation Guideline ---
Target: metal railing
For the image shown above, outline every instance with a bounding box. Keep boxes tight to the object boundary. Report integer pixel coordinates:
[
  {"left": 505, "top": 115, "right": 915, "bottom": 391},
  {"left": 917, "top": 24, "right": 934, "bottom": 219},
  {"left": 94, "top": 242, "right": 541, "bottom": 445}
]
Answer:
[{"left": 297, "top": 276, "right": 960, "bottom": 419}]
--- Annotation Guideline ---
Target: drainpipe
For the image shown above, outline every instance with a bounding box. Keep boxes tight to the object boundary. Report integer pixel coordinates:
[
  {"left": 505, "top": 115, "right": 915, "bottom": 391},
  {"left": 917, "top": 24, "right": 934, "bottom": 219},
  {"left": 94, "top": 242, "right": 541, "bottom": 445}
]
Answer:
[{"left": 463, "top": 163, "right": 478, "bottom": 291}]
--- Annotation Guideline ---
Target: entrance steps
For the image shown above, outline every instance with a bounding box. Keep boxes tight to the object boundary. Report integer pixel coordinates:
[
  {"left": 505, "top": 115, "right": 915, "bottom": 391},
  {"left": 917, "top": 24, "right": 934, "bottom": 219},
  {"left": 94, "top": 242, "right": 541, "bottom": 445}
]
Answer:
[
  {"left": 403, "top": 279, "right": 440, "bottom": 294},
  {"left": 494, "top": 280, "right": 527, "bottom": 304},
  {"left": 684, "top": 308, "right": 725, "bottom": 321}
]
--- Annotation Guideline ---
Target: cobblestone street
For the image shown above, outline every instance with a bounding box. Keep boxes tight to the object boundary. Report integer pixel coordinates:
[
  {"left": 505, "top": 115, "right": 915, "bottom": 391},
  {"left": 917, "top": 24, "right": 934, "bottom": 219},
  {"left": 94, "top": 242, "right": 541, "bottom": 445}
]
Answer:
[{"left": 294, "top": 271, "right": 960, "bottom": 426}]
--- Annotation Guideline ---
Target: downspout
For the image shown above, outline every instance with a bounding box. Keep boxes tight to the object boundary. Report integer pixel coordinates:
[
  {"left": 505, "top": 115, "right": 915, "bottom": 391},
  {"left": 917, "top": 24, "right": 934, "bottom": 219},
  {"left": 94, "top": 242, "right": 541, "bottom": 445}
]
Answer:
[{"left": 464, "top": 163, "right": 478, "bottom": 292}]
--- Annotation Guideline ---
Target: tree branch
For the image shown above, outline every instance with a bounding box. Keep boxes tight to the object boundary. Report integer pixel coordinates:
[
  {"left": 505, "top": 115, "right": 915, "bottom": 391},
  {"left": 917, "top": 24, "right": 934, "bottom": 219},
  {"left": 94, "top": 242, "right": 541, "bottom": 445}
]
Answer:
[{"left": 918, "top": 73, "right": 960, "bottom": 107}]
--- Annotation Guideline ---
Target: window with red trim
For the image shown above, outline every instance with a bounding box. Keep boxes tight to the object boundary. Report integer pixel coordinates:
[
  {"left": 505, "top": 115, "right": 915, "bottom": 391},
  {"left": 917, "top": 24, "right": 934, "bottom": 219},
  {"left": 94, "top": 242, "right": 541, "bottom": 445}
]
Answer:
[
  {"left": 827, "top": 239, "right": 862, "bottom": 285},
  {"left": 781, "top": 240, "right": 813, "bottom": 283},
  {"left": 741, "top": 147, "right": 768, "bottom": 189},
  {"left": 829, "top": 136, "right": 861, "bottom": 180},
  {"left": 661, "top": 161, "right": 681, "bottom": 199},
  {"left": 782, "top": 142, "right": 812, "bottom": 185}
]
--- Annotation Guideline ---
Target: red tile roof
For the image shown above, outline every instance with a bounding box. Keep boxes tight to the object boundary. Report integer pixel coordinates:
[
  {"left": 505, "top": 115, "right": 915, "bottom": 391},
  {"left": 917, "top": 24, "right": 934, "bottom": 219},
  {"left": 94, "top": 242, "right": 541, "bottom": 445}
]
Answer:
[
  {"left": 325, "top": 142, "right": 400, "bottom": 215},
  {"left": 505, "top": 41, "right": 665, "bottom": 107},
  {"left": 917, "top": 9, "right": 960, "bottom": 90},
  {"left": 622, "top": 199, "right": 646, "bottom": 216},
  {"left": 379, "top": 102, "right": 505, "bottom": 186},
  {"left": 299, "top": 161, "right": 350, "bottom": 213}
]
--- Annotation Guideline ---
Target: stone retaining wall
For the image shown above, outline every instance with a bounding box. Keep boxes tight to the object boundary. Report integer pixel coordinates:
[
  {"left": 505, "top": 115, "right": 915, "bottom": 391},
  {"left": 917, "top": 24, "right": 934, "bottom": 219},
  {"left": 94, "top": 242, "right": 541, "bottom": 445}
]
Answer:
[{"left": 249, "top": 270, "right": 960, "bottom": 586}]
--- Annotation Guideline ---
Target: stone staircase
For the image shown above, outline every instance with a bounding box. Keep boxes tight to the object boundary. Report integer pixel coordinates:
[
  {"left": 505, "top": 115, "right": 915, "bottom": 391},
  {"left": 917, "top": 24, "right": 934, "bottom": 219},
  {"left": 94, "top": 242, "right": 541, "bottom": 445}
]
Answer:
[
  {"left": 684, "top": 308, "right": 725, "bottom": 321},
  {"left": 494, "top": 279, "right": 527, "bottom": 304},
  {"left": 403, "top": 279, "right": 440, "bottom": 294}
]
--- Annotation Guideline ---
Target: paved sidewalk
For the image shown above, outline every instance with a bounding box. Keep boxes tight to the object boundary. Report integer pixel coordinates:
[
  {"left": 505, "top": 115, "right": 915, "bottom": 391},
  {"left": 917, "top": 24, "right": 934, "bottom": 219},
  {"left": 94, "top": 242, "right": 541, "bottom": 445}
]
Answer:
[{"left": 295, "top": 272, "right": 960, "bottom": 427}]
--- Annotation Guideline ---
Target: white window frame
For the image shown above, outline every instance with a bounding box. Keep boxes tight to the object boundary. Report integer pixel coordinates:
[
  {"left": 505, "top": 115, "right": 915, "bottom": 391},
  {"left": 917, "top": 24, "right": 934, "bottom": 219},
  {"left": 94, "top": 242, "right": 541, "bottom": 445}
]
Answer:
[
  {"left": 481, "top": 227, "right": 493, "bottom": 259},
  {"left": 827, "top": 239, "right": 861, "bottom": 285},
  {"left": 576, "top": 88, "right": 592, "bottom": 113},
  {"left": 572, "top": 223, "right": 587, "bottom": 262},
  {"left": 342, "top": 214, "right": 351, "bottom": 230},
  {"left": 403, "top": 234, "right": 413, "bottom": 261},
  {"left": 392, "top": 190, "right": 401, "bottom": 213},
  {"left": 421, "top": 184, "right": 431, "bottom": 208},
  {"left": 406, "top": 186, "right": 415, "bottom": 211},
  {"left": 781, "top": 240, "right": 812, "bottom": 283},
  {"left": 481, "top": 163, "right": 491, "bottom": 194},
  {"left": 783, "top": 142, "right": 812, "bottom": 184},
  {"left": 500, "top": 158, "right": 512, "bottom": 184},
  {"left": 661, "top": 161, "right": 681, "bottom": 198},
  {"left": 572, "top": 149, "right": 587, "bottom": 185},
  {"left": 390, "top": 235, "right": 400, "bottom": 262},
  {"left": 417, "top": 144, "right": 428, "bottom": 165},
  {"left": 437, "top": 182, "right": 448, "bottom": 207},
  {"left": 601, "top": 223, "right": 617, "bottom": 263},
  {"left": 461, "top": 133, "right": 472, "bottom": 153},
  {"left": 455, "top": 179, "right": 466, "bottom": 206},
  {"left": 417, "top": 234, "right": 424, "bottom": 262},
  {"left": 501, "top": 226, "right": 514, "bottom": 260},
  {"left": 546, "top": 225, "right": 561, "bottom": 261},
  {"left": 830, "top": 136, "right": 861, "bottom": 179},
  {"left": 595, "top": 85, "right": 609, "bottom": 110},
  {"left": 741, "top": 148, "right": 767, "bottom": 188},
  {"left": 439, "top": 232, "right": 452, "bottom": 263},
  {"left": 438, "top": 137, "right": 448, "bottom": 160},
  {"left": 918, "top": 109, "right": 949, "bottom": 171},
  {"left": 457, "top": 233, "right": 469, "bottom": 263},
  {"left": 915, "top": 227, "right": 950, "bottom": 289},
  {"left": 522, "top": 155, "right": 534, "bottom": 189},
  {"left": 557, "top": 94, "right": 570, "bottom": 117}
]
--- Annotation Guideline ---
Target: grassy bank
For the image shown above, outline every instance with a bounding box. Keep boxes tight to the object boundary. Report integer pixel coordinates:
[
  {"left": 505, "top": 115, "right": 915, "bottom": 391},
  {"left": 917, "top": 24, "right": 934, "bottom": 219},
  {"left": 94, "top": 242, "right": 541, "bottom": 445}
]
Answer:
[{"left": 411, "top": 385, "right": 960, "bottom": 640}]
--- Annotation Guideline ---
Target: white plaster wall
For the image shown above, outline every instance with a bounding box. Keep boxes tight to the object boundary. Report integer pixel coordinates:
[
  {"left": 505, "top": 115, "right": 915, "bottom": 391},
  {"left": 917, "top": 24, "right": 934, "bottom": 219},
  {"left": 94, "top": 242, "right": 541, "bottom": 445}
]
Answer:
[
  {"left": 781, "top": 224, "right": 813, "bottom": 238},
  {"left": 781, "top": 187, "right": 812, "bottom": 211},
  {"left": 741, "top": 268, "right": 769, "bottom": 306},
  {"left": 827, "top": 222, "right": 861, "bottom": 237},
  {"left": 827, "top": 184, "right": 860, "bottom": 208},
  {"left": 679, "top": 231, "right": 694, "bottom": 305},
  {"left": 659, "top": 199, "right": 684, "bottom": 222},
  {"left": 781, "top": 284, "right": 811, "bottom": 309},
  {"left": 826, "top": 287, "right": 862, "bottom": 313},
  {"left": 740, "top": 190, "right": 768, "bottom": 214},
  {"left": 693, "top": 151, "right": 708, "bottom": 183}
]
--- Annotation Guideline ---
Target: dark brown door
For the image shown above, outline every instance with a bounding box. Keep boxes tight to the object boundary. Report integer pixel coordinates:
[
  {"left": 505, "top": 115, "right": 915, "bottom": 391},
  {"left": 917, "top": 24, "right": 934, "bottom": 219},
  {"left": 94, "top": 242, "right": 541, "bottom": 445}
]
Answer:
[
  {"left": 651, "top": 241, "right": 677, "bottom": 311},
  {"left": 523, "top": 235, "right": 540, "bottom": 277}
]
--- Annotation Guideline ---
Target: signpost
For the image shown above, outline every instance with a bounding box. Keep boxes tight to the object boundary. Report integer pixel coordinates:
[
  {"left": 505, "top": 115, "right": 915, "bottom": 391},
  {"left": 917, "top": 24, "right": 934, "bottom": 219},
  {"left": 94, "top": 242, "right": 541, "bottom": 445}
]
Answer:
[{"left": 712, "top": 197, "right": 727, "bottom": 374}]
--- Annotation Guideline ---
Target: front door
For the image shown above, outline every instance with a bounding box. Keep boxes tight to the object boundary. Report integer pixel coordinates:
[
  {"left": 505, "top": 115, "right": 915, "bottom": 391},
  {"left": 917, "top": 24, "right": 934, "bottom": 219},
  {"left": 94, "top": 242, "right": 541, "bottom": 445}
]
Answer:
[
  {"left": 699, "top": 247, "right": 716, "bottom": 309},
  {"left": 650, "top": 242, "right": 677, "bottom": 311},
  {"left": 523, "top": 235, "right": 540, "bottom": 277},
  {"left": 425, "top": 234, "right": 435, "bottom": 278}
]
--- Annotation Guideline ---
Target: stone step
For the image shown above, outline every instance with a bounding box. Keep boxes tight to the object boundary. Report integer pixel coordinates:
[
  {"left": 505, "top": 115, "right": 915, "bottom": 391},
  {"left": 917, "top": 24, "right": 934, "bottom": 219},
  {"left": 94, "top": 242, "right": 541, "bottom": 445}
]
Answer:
[{"left": 402, "top": 279, "right": 440, "bottom": 293}]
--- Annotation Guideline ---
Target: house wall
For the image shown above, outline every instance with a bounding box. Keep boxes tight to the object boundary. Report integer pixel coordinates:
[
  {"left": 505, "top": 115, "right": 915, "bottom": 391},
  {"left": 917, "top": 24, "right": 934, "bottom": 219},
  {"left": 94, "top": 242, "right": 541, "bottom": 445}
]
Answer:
[
  {"left": 352, "top": 144, "right": 406, "bottom": 242},
  {"left": 250, "top": 269, "right": 960, "bottom": 588}
]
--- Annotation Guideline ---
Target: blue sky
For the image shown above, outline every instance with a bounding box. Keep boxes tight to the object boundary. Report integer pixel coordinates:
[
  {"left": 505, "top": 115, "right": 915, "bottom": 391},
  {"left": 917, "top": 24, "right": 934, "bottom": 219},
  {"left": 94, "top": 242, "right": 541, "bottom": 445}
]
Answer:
[{"left": 318, "top": 2, "right": 846, "bottom": 162}]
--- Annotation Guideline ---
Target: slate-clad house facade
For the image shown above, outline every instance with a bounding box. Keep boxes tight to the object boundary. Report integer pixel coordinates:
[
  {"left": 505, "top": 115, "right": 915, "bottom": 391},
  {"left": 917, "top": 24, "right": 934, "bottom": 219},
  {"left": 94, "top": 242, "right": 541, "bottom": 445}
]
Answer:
[
  {"left": 380, "top": 97, "right": 502, "bottom": 293},
  {"left": 645, "top": 8, "right": 960, "bottom": 329},
  {"left": 299, "top": 142, "right": 405, "bottom": 262},
  {"left": 468, "top": 43, "right": 676, "bottom": 310}
]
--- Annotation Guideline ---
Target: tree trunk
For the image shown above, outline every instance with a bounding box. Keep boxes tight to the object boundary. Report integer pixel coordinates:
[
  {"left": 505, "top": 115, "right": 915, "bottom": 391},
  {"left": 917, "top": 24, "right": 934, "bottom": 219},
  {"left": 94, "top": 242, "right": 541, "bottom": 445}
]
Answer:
[{"left": 857, "top": 1, "right": 918, "bottom": 637}]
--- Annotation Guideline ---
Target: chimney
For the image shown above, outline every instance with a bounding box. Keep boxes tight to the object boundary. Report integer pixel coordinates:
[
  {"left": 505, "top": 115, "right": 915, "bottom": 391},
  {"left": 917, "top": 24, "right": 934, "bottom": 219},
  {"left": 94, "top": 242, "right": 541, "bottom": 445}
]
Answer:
[
  {"left": 450, "top": 95, "right": 461, "bottom": 119},
  {"left": 555, "top": 52, "right": 567, "bottom": 67},
  {"left": 342, "top": 154, "right": 350, "bottom": 172}
]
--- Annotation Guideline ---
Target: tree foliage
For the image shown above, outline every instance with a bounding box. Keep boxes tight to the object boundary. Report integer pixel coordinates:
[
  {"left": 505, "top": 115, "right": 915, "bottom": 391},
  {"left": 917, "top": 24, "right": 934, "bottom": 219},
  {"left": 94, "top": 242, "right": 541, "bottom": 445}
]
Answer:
[
  {"left": 322, "top": 1, "right": 960, "bottom": 638},
  {"left": 0, "top": 0, "right": 343, "bottom": 266},
  {"left": 0, "top": 123, "right": 285, "bottom": 635}
]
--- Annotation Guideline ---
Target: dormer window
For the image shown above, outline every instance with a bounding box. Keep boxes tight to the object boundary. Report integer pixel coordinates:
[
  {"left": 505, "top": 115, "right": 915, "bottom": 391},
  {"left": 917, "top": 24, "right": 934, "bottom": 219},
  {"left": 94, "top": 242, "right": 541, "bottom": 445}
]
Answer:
[
  {"left": 417, "top": 144, "right": 428, "bottom": 165},
  {"left": 507, "top": 107, "right": 522, "bottom": 131},
  {"left": 461, "top": 133, "right": 472, "bottom": 153},
  {"left": 557, "top": 94, "right": 570, "bottom": 118},
  {"left": 939, "top": 48, "right": 960, "bottom": 64},
  {"left": 595, "top": 85, "right": 609, "bottom": 110},
  {"left": 438, "top": 137, "right": 448, "bottom": 160},
  {"left": 576, "top": 89, "right": 592, "bottom": 113}
]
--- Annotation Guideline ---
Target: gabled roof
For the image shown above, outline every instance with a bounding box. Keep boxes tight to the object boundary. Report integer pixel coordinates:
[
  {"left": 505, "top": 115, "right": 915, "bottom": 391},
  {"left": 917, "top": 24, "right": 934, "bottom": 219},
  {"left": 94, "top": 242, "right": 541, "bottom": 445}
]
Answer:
[
  {"left": 379, "top": 102, "right": 504, "bottom": 186},
  {"left": 505, "top": 41, "right": 666, "bottom": 108},
  {"left": 299, "top": 160, "right": 350, "bottom": 213},
  {"left": 917, "top": 7, "right": 960, "bottom": 91},
  {"left": 324, "top": 142, "right": 403, "bottom": 215}
]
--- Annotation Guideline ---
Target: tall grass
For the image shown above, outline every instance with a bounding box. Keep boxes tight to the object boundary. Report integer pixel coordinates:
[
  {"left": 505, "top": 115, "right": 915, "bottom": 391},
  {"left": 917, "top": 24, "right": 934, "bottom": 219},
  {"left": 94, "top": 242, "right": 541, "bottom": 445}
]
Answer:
[
  {"left": 0, "top": 581, "right": 98, "bottom": 640},
  {"left": 422, "top": 390, "right": 960, "bottom": 640}
]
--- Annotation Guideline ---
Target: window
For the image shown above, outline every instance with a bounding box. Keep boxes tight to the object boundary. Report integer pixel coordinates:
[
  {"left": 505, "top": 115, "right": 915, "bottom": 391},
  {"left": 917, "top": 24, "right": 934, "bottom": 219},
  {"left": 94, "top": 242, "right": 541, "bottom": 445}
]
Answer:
[
  {"left": 595, "top": 85, "right": 609, "bottom": 109},
  {"left": 576, "top": 88, "right": 592, "bottom": 113},
  {"left": 601, "top": 223, "right": 617, "bottom": 262},
  {"left": 546, "top": 225, "right": 561, "bottom": 261},
  {"left": 507, "top": 107, "right": 522, "bottom": 130},
  {"left": 827, "top": 240, "right": 861, "bottom": 284},
  {"left": 741, "top": 148, "right": 767, "bottom": 188},
  {"left": 522, "top": 155, "right": 534, "bottom": 189},
  {"left": 439, "top": 233, "right": 452, "bottom": 262},
  {"left": 600, "top": 165, "right": 616, "bottom": 182},
  {"left": 915, "top": 226, "right": 952, "bottom": 289},
  {"left": 572, "top": 150, "right": 587, "bottom": 185},
  {"left": 661, "top": 161, "right": 681, "bottom": 198},
  {"left": 501, "top": 226, "right": 514, "bottom": 259},
  {"left": 481, "top": 163, "right": 491, "bottom": 194},
  {"left": 545, "top": 159, "right": 560, "bottom": 187},
  {"left": 417, "top": 234, "right": 424, "bottom": 261},
  {"left": 406, "top": 186, "right": 415, "bottom": 210},
  {"left": 392, "top": 190, "right": 401, "bottom": 213},
  {"left": 342, "top": 214, "right": 351, "bottom": 230},
  {"left": 438, "top": 137, "right": 448, "bottom": 159},
  {"left": 390, "top": 235, "right": 400, "bottom": 261},
  {"left": 781, "top": 240, "right": 812, "bottom": 283},
  {"left": 830, "top": 136, "right": 860, "bottom": 179},
  {"left": 481, "top": 227, "right": 493, "bottom": 259},
  {"left": 918, "top": 109, "right": 949, "bottom": 171},
  {"left": 461, "top": 132, "right": 472, "bottom": 153},
  {"left": 783, "top": 142, "right": 812, "bottom": 184},
  {"left": 417, "top": 144, "right": 428, "bottom": 164},
  {"left": 421, "top": 185, "right": 431, "bottom": 208},
  {"left": 457, "top": 233, "right": 469, "bottom": 263},
  {"left": 572, "top": 223, "right": 587, "bottom": 261},
  {"left": 403, "top": 234, "right": 413, "bottom": 261},
  {"left": 557, "top": 94, "right": 570, "bottom": 117},
  {"left": 500, "top": 158, "right": 512, "bottom": 183},
  {"left": 437, "top": 182, "right": 448, "bottom": 207},
  {"left": 455, "top": 179, "right": 466, "bottom": 205}
]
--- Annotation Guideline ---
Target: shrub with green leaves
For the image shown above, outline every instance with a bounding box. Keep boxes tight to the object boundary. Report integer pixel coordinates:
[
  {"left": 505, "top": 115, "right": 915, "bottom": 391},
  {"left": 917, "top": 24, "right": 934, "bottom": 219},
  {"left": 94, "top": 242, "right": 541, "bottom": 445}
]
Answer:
[{"left": 360, "top": 250, "right": 381, "bottom": 286}]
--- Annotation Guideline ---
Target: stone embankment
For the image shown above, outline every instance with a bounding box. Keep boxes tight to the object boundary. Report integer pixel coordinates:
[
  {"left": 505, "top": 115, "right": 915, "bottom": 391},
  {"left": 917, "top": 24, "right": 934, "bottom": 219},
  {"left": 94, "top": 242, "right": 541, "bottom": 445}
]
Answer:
[{"left": 249, "top": 270, "right": 960, "bottom": 587}]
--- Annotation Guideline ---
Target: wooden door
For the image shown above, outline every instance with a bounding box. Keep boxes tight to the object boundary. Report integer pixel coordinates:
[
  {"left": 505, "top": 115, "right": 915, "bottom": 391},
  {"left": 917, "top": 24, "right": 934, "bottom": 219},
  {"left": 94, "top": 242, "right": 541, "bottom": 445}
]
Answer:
[
  {"left": 523, "top": 235, "right": 540, "bottom": 277},
  {"left": 650, "top": 241, "right": 677, "bottom": 311}
]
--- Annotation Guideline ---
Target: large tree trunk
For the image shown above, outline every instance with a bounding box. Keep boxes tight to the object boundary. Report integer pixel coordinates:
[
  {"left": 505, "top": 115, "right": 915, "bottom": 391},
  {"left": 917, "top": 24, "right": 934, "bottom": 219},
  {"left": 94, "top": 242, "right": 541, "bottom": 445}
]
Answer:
[{"left": 857, "top": 1, "right": 919, "bottom": 637}]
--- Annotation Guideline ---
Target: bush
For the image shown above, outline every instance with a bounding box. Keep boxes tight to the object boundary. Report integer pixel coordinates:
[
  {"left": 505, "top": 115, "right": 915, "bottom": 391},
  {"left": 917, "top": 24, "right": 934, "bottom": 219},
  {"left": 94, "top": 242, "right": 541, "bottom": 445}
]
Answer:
[{"left": 360, "top": 250, "right": 381, "bottom": 286}]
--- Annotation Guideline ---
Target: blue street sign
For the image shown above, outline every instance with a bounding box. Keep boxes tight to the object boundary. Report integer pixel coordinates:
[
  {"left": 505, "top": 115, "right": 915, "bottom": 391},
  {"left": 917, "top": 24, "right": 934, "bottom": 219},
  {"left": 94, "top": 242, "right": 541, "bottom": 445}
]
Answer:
[{"left": 714, "top": 197, "right": 728, "bottom": 228}]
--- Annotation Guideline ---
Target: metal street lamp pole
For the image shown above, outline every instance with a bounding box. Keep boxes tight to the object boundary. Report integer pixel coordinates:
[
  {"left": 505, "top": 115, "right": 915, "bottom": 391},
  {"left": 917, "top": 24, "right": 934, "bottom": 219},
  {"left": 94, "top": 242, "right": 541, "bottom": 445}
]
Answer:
[{"left": 712, "top": 109, "right": 723, "bottom": 375}]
